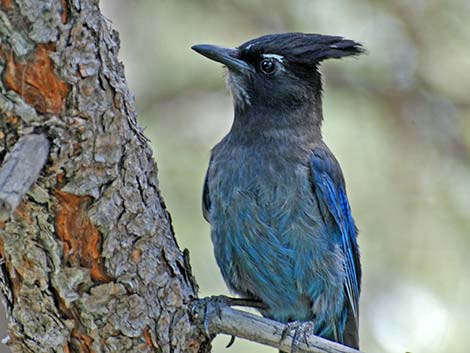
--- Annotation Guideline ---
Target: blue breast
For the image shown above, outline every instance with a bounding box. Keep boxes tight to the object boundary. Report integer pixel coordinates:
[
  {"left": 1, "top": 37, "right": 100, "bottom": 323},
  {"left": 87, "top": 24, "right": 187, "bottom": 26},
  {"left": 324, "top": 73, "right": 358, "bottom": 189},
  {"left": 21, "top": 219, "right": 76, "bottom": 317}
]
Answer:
[{"left": 207, "top": 143, "right": 347, "bottom": 338}]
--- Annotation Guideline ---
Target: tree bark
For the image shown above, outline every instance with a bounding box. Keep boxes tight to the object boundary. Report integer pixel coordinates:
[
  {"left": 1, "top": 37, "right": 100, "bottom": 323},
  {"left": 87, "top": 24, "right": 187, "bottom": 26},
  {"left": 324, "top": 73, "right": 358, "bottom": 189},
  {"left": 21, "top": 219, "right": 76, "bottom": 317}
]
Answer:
[{"left": 0, "top": 1, "right": 209, "bottom": 352}]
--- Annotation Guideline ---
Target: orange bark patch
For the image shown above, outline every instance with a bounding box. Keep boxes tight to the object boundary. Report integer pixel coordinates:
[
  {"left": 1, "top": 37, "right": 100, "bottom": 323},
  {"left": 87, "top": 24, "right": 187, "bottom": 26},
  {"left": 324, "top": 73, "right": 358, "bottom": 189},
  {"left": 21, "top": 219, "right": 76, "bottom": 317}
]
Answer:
[
  {"left": 55, "top": 190, "right": 111, "bottom": 282},
  {"left": 14, "top": 202, "right": 35, "bottom": 225},
  {"left": 143, "top": 327, "right": 160, "bottom": 351},
  {"left": 143, "top": 327, "right": 153, "bottom": 346},
  {"left": 60, "top": 0, "right": 68, "bottom": 24},
  {"left": 56, "top": 172, "right": 66, "bottom": 187},
  {"left": 2, "top": 43, "right": 70, "bottom": 114},
  {"left": 131, "top": 248, "right": 142, "bottom": 263},
  {"left": 6, "top": 115, "right": 20, "bottom": 125},
  {"left": 71, "top": 329, "right": 94, "bottom": 353},
  {"left": 0, "top": 0, "right": 13, "bottom": 10}
]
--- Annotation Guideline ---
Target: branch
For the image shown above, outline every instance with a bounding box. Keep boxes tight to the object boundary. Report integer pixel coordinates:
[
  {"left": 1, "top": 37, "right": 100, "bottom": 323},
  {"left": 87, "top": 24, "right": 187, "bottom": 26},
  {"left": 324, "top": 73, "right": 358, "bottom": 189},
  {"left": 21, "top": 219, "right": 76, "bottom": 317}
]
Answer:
[
  {"left": 0, "top": 133, "right": 49, "bottom": 221},
  {"left": 192, "top": 299, "right": 363, "bottom": 353}
]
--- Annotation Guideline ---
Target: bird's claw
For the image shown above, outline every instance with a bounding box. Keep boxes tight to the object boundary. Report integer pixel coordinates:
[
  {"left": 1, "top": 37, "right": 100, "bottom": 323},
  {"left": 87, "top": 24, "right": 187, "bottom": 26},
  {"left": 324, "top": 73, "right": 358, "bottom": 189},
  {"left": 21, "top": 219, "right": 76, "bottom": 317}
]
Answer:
[
  {"left": 280, "top": 321, "right": 315, "bottom": 353},
  {"left": 192, "top": 296, "right": 234, "bottom": 338},
  {"left": 205, "top": 296, "right": 240, "bottom": 348},
  {"left": 226, "top": 335, "right": 236, "bottom": 348}
]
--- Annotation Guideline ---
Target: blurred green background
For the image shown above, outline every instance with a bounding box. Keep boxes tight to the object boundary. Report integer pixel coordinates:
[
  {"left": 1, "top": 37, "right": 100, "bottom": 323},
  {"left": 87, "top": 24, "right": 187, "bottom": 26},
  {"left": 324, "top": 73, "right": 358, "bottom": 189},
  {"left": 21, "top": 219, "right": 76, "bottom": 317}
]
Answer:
[{"left": 100, "top": 1, "right": 469, "bottom": 353}]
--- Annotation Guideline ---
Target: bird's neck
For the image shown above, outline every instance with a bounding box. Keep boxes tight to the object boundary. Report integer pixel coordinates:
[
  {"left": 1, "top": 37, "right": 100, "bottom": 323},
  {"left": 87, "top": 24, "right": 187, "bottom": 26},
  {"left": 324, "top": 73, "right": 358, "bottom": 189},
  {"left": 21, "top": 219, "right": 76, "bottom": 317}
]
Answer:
[{"left": 230, "top": 94, "right": 323, "bottom": 145}]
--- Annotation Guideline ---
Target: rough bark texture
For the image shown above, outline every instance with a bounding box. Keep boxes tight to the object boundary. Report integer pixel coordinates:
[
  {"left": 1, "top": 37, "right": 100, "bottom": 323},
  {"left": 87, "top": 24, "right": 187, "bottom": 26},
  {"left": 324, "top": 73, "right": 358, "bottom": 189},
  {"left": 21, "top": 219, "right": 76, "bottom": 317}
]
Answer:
[{"left": 0, "top": 1, "right": 208, "bottom": 352}]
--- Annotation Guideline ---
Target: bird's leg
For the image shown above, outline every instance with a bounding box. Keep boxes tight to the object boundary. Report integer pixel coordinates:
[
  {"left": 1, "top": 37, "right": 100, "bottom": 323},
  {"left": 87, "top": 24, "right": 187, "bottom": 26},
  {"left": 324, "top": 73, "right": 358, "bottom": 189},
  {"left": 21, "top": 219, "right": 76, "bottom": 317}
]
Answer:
[
  {"left": 220, "top": 295, "right": 268, "bottom": 310},
  {"left": 280, "top": 320, "right": 315, "bottom": 353}
]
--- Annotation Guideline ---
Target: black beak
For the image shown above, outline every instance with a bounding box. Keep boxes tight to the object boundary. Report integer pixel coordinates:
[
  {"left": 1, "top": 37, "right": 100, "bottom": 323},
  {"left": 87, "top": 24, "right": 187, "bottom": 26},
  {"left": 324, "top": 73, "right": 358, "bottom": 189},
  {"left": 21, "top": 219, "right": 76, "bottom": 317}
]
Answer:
[{"left": 192, "top": 44, "right": 253, "bottom": 73}]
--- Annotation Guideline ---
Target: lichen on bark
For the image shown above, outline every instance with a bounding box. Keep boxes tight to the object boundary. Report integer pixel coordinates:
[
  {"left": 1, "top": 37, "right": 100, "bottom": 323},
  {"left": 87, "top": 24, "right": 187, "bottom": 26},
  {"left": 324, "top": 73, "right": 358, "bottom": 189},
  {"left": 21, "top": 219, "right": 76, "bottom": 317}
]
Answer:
[{"left": 0, "top": 1, "right": 207, "bottom": 352}]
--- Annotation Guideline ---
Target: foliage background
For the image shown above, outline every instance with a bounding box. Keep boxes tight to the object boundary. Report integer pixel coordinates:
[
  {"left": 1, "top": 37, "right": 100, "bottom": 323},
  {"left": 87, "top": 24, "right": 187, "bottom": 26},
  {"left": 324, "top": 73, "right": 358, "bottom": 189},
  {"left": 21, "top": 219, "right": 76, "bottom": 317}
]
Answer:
[{"left": 2, "top": 1, "right": 469, "bottom": 352}]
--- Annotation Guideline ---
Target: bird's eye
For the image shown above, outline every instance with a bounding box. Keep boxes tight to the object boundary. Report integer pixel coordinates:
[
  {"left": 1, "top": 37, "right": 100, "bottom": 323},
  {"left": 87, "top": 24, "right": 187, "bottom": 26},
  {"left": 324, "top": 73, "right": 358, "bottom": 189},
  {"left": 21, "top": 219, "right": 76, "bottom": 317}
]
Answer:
[{"left": 259, "top": 58, "right": 276, "bottom": 75}]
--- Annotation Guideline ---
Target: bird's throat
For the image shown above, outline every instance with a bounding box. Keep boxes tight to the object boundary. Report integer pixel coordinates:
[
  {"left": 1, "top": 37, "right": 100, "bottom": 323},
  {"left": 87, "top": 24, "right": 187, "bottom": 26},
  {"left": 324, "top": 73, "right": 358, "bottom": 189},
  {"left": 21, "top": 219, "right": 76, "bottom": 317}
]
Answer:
[{"left": 230, "top": 99, "right": 323, "bottom": 145}]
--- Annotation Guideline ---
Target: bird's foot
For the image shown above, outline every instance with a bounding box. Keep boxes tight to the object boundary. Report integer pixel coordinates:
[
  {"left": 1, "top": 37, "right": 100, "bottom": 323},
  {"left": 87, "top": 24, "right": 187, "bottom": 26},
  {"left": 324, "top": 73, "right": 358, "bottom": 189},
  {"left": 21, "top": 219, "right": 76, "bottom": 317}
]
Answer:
[
  {"left": 192, "top": 295, "right": 267, "bottom": 347},
  {"left": 280, "top": 320, "right": 315, "bottom": 353},
  {"left": 190, "top": 296, "right": 223, "bottom": 338},
  {"left": 205, "top": 295, "right": 266, "bottom": 320}
]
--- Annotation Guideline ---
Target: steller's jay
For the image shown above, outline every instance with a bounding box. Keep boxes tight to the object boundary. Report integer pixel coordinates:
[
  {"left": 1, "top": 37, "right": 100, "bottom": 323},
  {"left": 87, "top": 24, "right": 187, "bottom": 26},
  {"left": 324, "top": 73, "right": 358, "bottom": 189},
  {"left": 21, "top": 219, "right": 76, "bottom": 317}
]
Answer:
[{"left": 192, "top": 33, "right": 363, "bottom": 350}]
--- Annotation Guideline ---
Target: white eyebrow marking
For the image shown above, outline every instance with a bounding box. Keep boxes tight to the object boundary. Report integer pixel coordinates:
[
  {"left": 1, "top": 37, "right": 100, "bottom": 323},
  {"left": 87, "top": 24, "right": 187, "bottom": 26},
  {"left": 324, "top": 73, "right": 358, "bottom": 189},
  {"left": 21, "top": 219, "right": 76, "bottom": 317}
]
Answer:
[{"left": 262, "top": 53, "right": 284, "bottom": 62}]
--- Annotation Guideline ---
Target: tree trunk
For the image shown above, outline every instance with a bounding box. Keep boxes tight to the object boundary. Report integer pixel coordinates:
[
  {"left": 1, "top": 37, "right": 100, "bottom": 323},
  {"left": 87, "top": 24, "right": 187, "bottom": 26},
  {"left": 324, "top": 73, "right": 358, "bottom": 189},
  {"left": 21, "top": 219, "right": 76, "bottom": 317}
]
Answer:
[{"left": 0, "top": 1, "right": 209, "bottom": 352}]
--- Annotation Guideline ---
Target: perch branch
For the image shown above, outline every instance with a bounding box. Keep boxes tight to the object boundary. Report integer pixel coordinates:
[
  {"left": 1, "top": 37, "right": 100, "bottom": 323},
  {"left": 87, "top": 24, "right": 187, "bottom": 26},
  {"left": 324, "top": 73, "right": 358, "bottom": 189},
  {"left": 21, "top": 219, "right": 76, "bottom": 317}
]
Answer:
[
  {"left": 0, "top": 133, "right": 50, "bottom": 221},
  {"left": 192, "top": 299, "right": 363, "bottom": 353}
]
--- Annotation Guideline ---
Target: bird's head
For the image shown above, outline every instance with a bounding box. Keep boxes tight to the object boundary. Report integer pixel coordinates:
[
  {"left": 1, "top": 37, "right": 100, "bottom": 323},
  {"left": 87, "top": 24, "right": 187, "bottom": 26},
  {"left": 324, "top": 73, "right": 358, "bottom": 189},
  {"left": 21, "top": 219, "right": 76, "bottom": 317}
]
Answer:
[{"left": 192, "top": 33, "right": 364, "bottom": 116}]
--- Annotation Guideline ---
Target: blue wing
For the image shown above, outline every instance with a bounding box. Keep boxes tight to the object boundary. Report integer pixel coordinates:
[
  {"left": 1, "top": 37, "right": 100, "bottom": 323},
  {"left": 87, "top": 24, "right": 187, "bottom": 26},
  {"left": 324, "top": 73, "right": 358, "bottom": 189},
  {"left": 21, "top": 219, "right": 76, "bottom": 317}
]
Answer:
[
  {"left": 310, "top": 147, "right": 361, "bottom": 328},
  {"left": 202, "top": 165, "right": 211, "bottom": 222}
]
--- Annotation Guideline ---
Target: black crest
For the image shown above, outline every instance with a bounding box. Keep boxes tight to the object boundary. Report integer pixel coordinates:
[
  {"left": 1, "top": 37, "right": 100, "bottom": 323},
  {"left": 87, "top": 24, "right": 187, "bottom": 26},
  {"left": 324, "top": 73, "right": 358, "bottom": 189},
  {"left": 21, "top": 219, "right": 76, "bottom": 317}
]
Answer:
[{"left": 238, "top": 33, "right": 365, "bottom": 64}]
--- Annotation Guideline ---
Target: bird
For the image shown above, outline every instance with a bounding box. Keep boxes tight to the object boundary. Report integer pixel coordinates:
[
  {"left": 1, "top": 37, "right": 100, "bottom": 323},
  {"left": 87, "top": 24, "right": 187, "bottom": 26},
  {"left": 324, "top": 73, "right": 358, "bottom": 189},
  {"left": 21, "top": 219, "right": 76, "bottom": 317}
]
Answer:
[{"left": 192, "top": 32, "right": 364, "bottom": 350}]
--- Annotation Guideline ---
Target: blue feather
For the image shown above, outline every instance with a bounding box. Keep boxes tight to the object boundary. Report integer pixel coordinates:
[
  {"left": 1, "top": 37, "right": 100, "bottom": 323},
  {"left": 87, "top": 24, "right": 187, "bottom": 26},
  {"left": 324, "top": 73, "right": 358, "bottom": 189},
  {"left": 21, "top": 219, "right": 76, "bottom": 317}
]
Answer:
[
  {"left": 203, "top": 143, "right": 360, "bottom": 344},
  {"left": 310, "top": 148, "right": 360, "bottom": 327}
]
